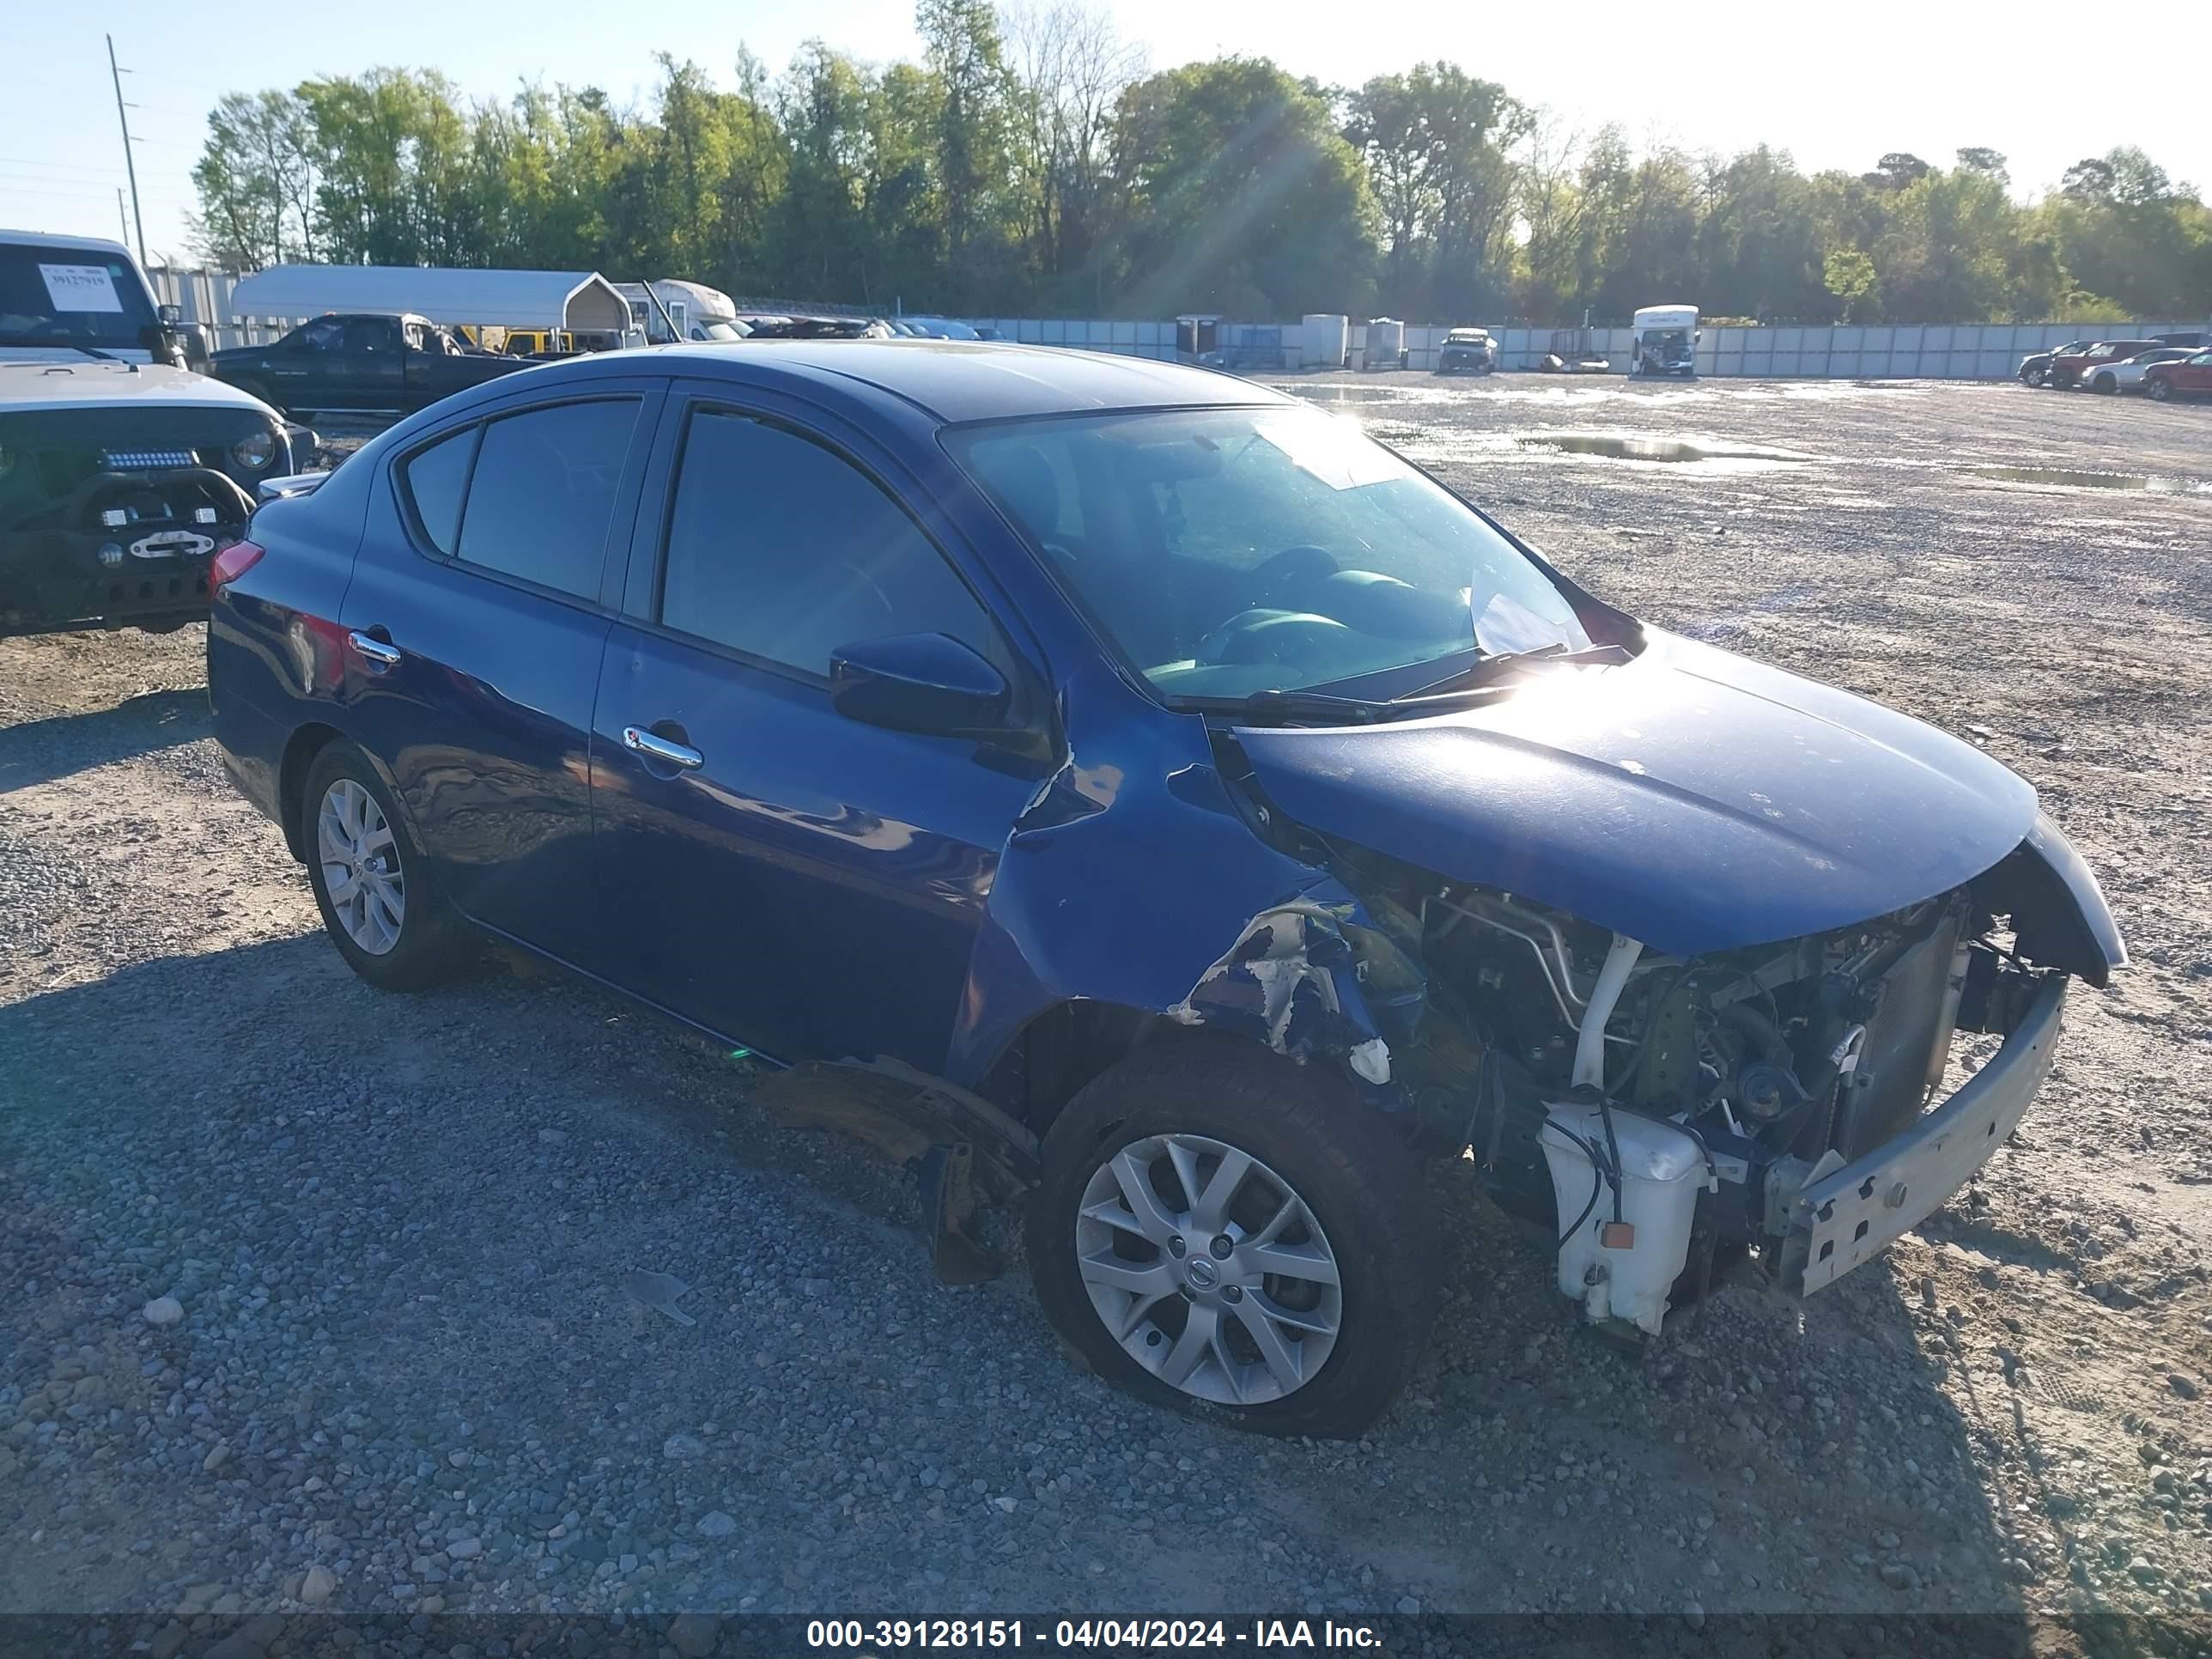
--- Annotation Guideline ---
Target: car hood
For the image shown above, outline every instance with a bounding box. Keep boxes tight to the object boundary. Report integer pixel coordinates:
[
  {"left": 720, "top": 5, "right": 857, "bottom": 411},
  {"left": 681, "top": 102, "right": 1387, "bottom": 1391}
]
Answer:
[
  {"left": 0, "top": 359, "right": 276, "bottom": 417},
  {"left": 1232, "top": 630, "right": 2039, "bottom": 956}
]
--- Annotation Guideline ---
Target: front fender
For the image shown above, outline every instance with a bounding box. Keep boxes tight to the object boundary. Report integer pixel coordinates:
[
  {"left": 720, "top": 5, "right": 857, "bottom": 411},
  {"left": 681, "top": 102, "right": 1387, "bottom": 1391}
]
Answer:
[
  {"left": 2012, "top": 814, "right": 2126, "bottom": 988},
  {"left": 945, "top": 664, "right": 1404, "bottom": 1101}
]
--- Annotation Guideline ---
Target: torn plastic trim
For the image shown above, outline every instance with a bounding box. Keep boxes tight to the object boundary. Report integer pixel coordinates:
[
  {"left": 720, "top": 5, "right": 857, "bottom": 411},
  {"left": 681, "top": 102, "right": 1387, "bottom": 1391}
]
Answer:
[
  {"left": 1162, "top": 895, "right": 1410, "bottom": 1095},
  {"left": 744, "top": 1055, "right": 1040, "bottom": 1284}
]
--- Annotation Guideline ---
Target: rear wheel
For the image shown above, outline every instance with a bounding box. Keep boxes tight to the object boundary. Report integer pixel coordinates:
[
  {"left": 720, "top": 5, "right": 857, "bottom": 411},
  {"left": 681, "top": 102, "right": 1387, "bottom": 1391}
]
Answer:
[
  {"left": 1027, "top": 1040, "right": 1438, "bottom": 1438},
  {"left": 301, "top": 741, "right": 471, "bottom": 990}
]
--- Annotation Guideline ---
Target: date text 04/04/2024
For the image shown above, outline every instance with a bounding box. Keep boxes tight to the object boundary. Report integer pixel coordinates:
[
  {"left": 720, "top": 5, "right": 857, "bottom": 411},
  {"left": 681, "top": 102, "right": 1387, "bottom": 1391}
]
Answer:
[{"left": 805, "top": 1620, "right": 1387, "bottom": 1650}]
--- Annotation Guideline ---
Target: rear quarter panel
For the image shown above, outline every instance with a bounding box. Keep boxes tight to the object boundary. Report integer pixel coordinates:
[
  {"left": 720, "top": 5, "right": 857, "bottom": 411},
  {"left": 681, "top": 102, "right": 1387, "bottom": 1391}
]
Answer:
[{"left": 206, "top": 462, "right": 375, "bottom": 837}]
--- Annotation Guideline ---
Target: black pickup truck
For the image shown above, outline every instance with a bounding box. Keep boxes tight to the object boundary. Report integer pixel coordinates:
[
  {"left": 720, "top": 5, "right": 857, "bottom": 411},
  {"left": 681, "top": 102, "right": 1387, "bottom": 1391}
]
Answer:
[{"left": 210, "top": 313, "right": 530, "bottom": 418}]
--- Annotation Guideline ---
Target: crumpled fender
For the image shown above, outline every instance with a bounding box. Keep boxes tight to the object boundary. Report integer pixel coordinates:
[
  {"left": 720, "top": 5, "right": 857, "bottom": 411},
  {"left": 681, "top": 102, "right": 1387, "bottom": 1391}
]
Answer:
[
  {"left": 1162, "top": 901, "right": 1397, "bottom": 1086},
  {"left": 945, "top": 662, "right": 1404, "bottom": 1101}
]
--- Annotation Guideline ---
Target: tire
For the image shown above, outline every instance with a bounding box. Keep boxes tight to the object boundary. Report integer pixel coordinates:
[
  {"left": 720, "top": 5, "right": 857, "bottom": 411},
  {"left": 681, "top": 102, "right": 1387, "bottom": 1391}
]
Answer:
[
  {"left": 2022, "top": 367, "right": 2047, "bottom": 387},
  {"left": 2091, "top": 374, "right": 2116, "bottom": 394},
  {"left": 1026, "top": 1038, "right": 1439, "bottom": 1438},
  {"left": 301, "top": 739, "right": 471, "bottom": 991},
  {"left": 2147, "top": 378, "right": 2173, "bottom": 402}
]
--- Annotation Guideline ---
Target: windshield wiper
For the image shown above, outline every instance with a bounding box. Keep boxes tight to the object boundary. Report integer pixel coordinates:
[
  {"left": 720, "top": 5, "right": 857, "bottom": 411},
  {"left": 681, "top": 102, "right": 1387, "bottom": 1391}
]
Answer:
[
  {"left": 1223, "top": 688, "right": 1396, "bottom": 723},
  {"left": 1401, "top": 641, "right": 1630, "bottom": 699},
  {"left": 1194, "top": 682, "right": 1512, "bottom": 726}
]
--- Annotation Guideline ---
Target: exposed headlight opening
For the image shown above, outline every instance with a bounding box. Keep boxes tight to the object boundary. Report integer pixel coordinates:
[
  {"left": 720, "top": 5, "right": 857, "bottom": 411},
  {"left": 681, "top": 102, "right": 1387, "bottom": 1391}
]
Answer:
[{"left": 230, "top": 428, "right": 277, "bottom": 472}]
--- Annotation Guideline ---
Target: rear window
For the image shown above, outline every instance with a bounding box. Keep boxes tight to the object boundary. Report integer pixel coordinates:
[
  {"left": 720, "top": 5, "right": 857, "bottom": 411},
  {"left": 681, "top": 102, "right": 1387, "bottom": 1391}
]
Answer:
[
  {"left": 400, "top": 428, "right": 475, "bottom": 556},
  {"left": 397, "top": 398, "right": 641, "bottom": 600},
  {"left": 456, "top": 400, "right": 639, "bottom": 599}
]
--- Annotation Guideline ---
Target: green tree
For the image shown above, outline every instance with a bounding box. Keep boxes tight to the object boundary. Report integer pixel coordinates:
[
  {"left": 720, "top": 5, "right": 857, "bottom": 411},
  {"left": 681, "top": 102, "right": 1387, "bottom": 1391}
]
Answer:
[
  {"left": 1115, "top": 57, "right": 1375, "bottom": 317},
  {"left": 1345, "top": 63, "right": 1521, "bottom": 317}
]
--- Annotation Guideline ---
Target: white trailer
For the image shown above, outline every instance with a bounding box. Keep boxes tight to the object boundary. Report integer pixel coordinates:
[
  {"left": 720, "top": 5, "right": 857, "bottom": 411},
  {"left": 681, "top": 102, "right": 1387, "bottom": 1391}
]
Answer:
[{"left": 1631, "top": 304, "right": 1700, "bottom": 377}]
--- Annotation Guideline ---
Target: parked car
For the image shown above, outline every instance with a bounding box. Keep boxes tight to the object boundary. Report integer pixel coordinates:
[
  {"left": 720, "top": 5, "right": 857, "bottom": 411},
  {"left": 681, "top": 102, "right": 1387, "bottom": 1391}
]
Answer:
[
  {"left": 2016, "top": 341, "right": 2090, "bottom": 387},
  {"left": 211, "top": 313, "right": 530, "bottom": 418},
  {"left": 2, "top": 228, "right": 306, "bottom": 638},
  {"left": 207, "top": 342, "right": 2124, "bottom": 1437},
  {"left": 2150, "top": 331, "right": 2208, "bottom": 349},
  {"left": 2142, "top": 349, "right": 2212, "bottom": 402},
  {"left": 737, "top": 314, "right": 893, "bottom": 340},
  {"left": 1435, "top": 327, "right": 1496, "bottom": 374},
  {"left": 2047, "top": 338, "right": 2166, "bottom": 390},
  {"left": 900, "top": 316, "right": 983, "bottom": 341},
  {"left": 2084, "top": 345, "right": 2198, "bottom": 394}
]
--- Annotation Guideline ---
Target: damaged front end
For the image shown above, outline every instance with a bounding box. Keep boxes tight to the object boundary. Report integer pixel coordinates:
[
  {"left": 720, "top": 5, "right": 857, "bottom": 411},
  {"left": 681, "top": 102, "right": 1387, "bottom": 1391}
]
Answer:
[{"left": 1307, "top": 816, "right": 2122, "bottom": 1337}]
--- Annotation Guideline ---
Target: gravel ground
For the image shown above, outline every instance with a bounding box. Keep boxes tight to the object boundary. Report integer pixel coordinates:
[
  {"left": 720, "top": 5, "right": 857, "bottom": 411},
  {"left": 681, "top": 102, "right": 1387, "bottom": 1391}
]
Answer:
[{"left": 2, "top": 378, "right": 2209, "bottom": 1651}]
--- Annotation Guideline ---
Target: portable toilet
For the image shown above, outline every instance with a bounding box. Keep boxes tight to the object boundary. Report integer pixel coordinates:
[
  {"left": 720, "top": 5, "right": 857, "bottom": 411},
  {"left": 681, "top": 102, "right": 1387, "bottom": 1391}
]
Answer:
[
  {"left": 1364, "top": 318, "right": 1405, "bottom": 369},
  {"left": 1175, "top": 314, "right": 1221, "bottom": 359},
  {"left": 1302, "top": 313, "right": 1349, "bottom": 370}
]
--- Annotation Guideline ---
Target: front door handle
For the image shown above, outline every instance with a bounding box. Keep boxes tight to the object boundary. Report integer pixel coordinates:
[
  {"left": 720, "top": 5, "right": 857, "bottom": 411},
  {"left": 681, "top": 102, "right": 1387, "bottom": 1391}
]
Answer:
[
  {"left": 348, "top": 630, "right": 403, "bottom": 667},
  {"left": 623, "top": 726, "right": 704, "bottom": 769}
]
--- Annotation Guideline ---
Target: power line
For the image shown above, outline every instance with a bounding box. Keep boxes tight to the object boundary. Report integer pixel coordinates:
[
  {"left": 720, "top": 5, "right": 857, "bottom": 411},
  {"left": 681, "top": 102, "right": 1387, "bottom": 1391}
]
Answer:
[{"left": 0, "top": 155, "right": 131, "bottom": 177}]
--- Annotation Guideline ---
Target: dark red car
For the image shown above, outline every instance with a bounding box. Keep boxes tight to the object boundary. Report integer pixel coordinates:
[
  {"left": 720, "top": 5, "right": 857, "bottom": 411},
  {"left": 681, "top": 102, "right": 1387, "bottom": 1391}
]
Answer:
[
  {"left": 2143, "top": 349, "right": 2212, "bottom": 403},
  {"left": 2048, "top": 338, "right": 2164, "bottom": 389}
]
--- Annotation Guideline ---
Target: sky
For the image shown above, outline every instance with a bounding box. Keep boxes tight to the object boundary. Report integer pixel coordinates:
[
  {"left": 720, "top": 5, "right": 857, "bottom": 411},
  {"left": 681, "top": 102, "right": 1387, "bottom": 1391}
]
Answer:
[{"left": 9, "top": 0, "right": 2205, "bottom": 265}]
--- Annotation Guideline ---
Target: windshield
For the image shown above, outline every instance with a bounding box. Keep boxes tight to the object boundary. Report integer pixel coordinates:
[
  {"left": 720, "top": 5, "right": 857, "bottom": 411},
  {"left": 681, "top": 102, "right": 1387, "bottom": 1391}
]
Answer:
[
  {"left": 0, "top": 243, "right": 157, "bottom": 347},
  {"left": 947, "top": 404, "right": 1590, "bottom": 701},
  {"left": 696, "top": 320, "right": 747, "bottom": 342}
]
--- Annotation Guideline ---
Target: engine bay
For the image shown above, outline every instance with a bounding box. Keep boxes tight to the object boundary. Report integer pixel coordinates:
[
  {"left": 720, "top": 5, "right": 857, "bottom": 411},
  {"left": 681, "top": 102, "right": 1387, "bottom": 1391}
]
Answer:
[{"left": 1315, "top": 836, "right": 2069, "bottom": 1336}]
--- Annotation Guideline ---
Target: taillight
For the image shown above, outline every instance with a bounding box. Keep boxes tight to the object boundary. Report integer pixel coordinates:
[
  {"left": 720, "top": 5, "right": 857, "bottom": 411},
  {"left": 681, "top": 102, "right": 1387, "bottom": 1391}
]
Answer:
[{"left": 209, "top": 539, "right": 266, "bottom": 592}]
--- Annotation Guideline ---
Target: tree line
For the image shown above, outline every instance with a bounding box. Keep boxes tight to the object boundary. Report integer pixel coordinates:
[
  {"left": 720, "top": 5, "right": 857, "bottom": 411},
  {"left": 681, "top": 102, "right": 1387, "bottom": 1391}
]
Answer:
[{"left": 189, "top": 1, "right": 2212, "bottom": 325}]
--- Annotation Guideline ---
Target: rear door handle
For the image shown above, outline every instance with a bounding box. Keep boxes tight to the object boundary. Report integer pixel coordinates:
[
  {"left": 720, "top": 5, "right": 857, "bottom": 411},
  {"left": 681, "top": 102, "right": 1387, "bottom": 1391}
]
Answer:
[
  {"left": 623, "top": 726, "right": 704, "bottom": 769},
  {"left": 348, "top": 630, "right": 402, "bottom": 667}
]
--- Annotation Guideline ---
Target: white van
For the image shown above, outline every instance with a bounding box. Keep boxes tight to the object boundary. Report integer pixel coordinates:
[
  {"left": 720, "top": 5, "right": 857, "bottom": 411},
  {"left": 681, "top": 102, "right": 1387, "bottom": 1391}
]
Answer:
[{"left": 1631, "top": 305, "right": 1699, "bottom": 377}]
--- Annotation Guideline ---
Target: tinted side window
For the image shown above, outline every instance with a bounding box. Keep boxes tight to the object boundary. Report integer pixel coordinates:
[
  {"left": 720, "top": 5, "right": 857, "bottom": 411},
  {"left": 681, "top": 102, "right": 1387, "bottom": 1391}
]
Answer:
[
  {"left": 455, "top": 399, "right": 640, "bottom": 600},
  {"left": 399, "top": 428, "right": 475, "bottom": 556},
  {"left": 295, "top": 319, "right": 343, "bottom": 352},
  {"left": 659, "top": 410, "right": 992, "bottom": 676}
]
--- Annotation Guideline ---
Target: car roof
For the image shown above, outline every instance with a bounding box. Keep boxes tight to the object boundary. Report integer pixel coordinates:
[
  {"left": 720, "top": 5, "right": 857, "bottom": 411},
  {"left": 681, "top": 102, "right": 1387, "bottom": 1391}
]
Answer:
[
  {"left": 620, "top": 339, "right": 1288, "bottom": 423},
  {"left": 1, "top": 227, "right": 138, "bottom": 256}
]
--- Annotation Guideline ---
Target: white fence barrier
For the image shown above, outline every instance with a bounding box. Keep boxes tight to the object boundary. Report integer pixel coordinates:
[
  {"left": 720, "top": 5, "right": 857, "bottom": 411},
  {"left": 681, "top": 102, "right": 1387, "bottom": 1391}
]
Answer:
[
  {"left": 963, "top": 316, "right": 2212, "bottom": 379},
  {"left": 149, "top": 269, "right": 2205, "bottom": 380}
]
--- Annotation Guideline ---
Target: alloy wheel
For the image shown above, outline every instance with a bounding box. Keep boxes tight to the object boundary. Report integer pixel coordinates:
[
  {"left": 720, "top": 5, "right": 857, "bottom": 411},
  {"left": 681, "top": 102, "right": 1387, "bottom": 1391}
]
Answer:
[
  {"left": 1073, "top": 1133, "right": 1342, "bottom": 1406},
  {"left": 317, "top": 779, "right": 404, "bottom": 955}
]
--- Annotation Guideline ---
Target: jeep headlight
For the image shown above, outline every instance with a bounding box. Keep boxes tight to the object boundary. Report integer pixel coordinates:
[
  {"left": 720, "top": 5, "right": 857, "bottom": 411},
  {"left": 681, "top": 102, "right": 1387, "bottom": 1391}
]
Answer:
[{"left": 230, "top": 428, "right": 277, "bottom": 472}]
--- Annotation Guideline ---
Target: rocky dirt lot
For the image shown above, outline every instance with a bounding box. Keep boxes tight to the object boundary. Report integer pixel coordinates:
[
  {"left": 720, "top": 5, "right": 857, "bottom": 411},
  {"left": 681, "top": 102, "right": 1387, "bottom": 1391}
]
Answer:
[{"left": 1, "top": 378, "right": 2208, "bottom": 1656}]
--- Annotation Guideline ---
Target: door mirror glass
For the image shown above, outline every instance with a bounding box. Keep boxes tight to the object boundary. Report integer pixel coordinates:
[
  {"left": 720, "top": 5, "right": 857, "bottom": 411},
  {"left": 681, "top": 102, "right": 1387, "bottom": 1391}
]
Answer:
[
  {"left": 830, "top": 633, "right": 1010, "bottom": 738},
  {"left": 157, "top": 301, "right": 182, "bottom": 326}
]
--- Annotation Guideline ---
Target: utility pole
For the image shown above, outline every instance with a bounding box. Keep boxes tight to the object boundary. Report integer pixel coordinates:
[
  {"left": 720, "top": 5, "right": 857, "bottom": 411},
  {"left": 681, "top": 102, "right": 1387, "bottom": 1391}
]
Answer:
[
  {"left": 118, "top": 189, "right": 131, "bottom": 244},
  {"left": 106, "top": 33, "right": 146, "bottom": 265}
]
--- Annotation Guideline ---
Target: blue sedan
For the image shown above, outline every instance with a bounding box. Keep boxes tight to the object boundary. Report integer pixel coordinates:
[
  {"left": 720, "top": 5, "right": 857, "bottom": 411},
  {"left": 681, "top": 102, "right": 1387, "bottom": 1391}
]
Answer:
[{"left": 208, "top": 342, "right": 2123, "bottom": 1436}]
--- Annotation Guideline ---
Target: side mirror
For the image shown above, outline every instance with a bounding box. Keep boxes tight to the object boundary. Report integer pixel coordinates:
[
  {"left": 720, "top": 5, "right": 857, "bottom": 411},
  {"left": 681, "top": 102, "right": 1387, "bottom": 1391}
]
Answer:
[
  {"left": 158, "top": 302, "right": 182, "bottom": 326},
  {"left": 138, "top": 322, "right": 185, "bottom": 366},
  {"left": 830, "top": 633, "right": 1010, "bottom": 738}
]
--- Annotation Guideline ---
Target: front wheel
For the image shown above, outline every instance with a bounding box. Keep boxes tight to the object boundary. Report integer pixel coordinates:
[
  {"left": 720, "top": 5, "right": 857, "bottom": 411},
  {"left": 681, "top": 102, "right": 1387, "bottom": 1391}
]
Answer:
[
  {"left": 2022, "top": 367, "right": 2047, "bottom": 387},
  {"left": 2147, "top": 378, "right": 2174, "bottom": 402},
  {"left": 301, "top": 740, "right": 471, "bottom": 991},
  {"left": 1027, "top": 1041, "right": 1439, "bottom": 1438},
  {"left": 2091, "top": 374, "right": 2117, "bottom": 394}
]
